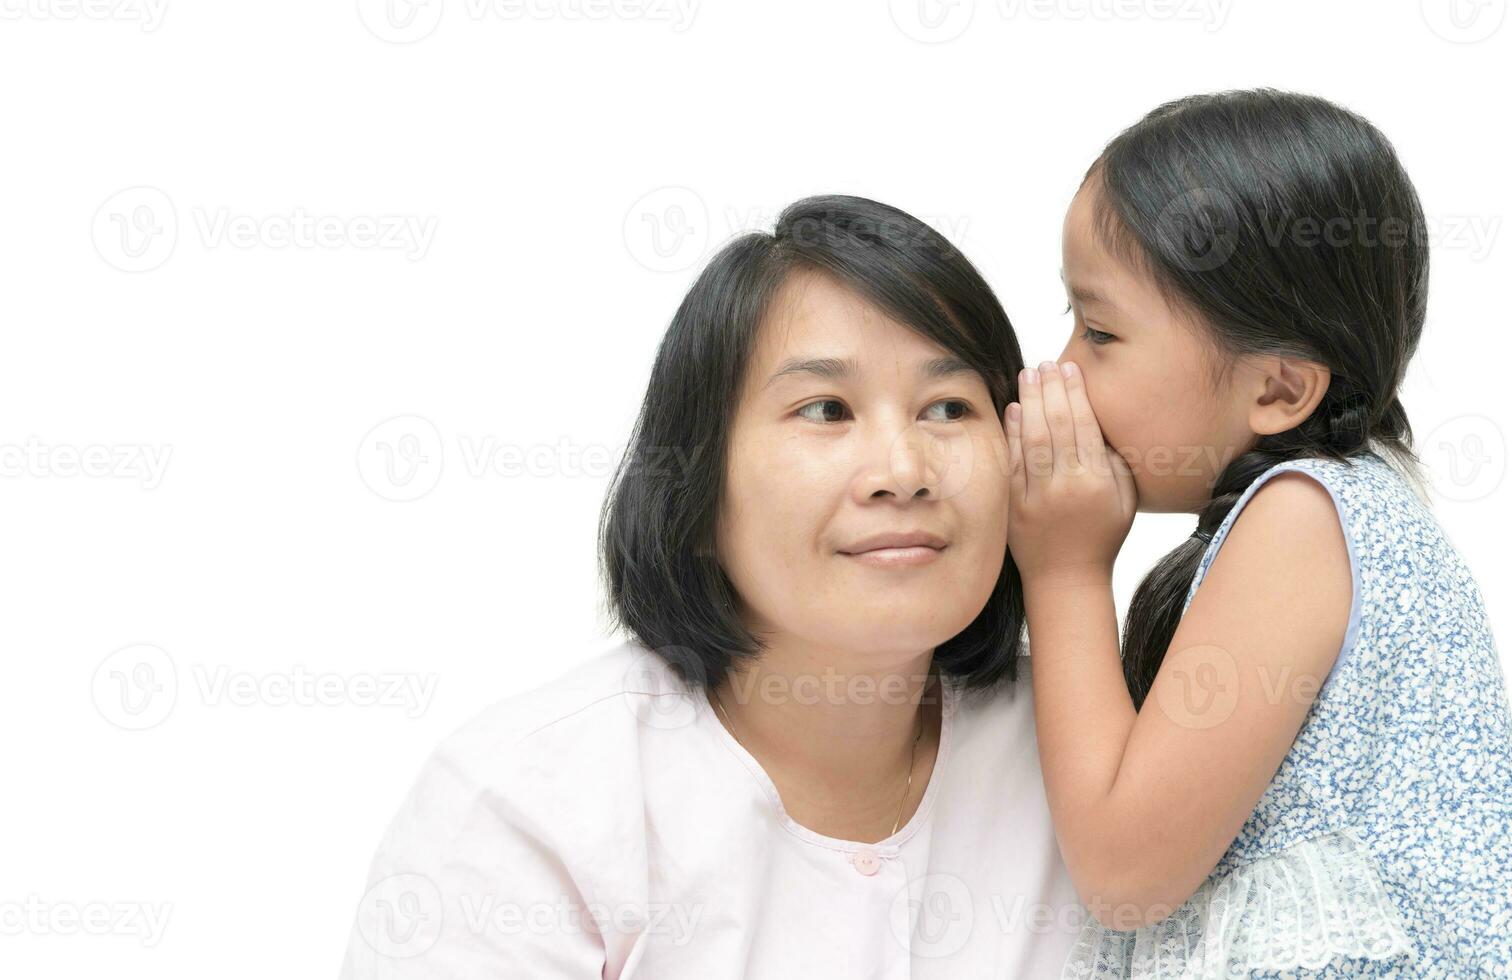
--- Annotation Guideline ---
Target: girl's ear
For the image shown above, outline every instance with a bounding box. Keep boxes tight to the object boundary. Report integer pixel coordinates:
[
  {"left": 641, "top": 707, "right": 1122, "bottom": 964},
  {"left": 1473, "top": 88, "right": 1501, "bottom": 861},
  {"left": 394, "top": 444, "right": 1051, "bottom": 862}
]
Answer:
[{"left": 1248, "top": 356, "right": 1331, "bottom": 436}]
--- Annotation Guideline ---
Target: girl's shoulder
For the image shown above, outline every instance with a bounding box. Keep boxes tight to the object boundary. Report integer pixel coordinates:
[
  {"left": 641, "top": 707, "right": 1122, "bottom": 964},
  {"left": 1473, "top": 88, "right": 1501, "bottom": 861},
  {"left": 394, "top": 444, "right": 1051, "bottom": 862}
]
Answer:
[
  {"left": 1231, "top": 450, "right": 1400, "bottom": 515},
  {"left": 1234, "top": 450, "right": 1425, "bottom": 530},
  {"left": 1182, "top": 453, "right": 1361, "bottom": 616},
  {"left": 1186, "top": 450, "right": 1424, "bottom": 609}
]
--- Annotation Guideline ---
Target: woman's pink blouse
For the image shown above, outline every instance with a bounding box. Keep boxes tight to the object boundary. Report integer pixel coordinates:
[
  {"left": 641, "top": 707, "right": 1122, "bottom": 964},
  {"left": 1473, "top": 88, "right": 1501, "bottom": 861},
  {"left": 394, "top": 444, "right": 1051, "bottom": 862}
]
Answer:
[{"left": 338, "top": 641, "right": 1083, "bottom": 978}]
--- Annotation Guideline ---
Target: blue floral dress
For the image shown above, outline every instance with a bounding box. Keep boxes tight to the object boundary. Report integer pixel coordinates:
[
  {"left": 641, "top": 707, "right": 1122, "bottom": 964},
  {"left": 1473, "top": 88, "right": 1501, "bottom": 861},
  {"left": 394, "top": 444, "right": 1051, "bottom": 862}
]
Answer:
[{"left": 1062, "top": 452, "right": 1512, "bottom": 978}]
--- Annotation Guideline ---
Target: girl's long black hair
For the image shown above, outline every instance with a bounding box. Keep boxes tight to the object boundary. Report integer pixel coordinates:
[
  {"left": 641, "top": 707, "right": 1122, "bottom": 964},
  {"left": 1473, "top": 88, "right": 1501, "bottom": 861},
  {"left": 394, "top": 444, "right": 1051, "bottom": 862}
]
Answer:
[{"left": 1090, "top": 89, "right": 1430, "bottom": 708}]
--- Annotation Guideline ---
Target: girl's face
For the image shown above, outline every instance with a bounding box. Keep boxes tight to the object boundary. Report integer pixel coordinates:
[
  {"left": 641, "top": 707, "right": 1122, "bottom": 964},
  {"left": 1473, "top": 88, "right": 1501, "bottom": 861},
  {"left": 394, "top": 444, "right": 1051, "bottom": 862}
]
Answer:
[
  {"left": 716, "top": 268, "right": 1011, "bottom": 666},
  {"left": 1058, "top": 183, "right": 1259, "bottom": 513}
]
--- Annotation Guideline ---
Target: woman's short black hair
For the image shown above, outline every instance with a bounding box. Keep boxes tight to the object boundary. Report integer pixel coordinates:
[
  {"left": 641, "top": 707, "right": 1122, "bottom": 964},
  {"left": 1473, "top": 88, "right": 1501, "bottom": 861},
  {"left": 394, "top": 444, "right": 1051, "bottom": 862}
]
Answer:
[{"left": 598, "top": 194, "right": 1026, "bottom": 693}]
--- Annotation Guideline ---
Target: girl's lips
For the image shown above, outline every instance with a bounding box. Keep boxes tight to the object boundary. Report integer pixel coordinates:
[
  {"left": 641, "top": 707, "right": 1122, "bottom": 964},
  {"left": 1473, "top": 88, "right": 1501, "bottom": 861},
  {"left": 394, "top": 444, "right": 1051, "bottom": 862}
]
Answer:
[{"left": 842, "top": 545, "right": 945, "bottom": 568}]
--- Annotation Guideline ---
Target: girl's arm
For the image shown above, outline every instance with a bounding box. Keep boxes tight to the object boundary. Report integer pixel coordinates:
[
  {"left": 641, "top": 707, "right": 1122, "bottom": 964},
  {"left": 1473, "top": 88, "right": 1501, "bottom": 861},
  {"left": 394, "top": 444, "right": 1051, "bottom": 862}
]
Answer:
[{"left": 1004, "top": 362, "right": 1351, "bottom": 930}]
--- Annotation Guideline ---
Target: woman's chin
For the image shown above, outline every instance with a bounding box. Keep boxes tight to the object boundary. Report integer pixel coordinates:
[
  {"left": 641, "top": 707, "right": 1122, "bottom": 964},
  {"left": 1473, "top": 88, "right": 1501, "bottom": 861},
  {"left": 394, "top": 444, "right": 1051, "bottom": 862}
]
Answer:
[{"left": 821, "top": 608, "right": 973, "bottom": 660}]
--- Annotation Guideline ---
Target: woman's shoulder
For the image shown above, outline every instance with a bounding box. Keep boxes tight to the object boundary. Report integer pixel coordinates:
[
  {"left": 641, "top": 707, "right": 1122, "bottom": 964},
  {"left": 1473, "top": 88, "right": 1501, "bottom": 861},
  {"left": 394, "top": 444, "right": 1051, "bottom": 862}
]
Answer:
[
  {"left": 360, "top": 641, "right": 675, "bottom": 893},
  {"left": 430, "top": 639, "right": 681, "bottom": 782},
  {"left": 946, "top": 655, "right": 1037, "bottom": 749},
  {"left": 341, "top": 642, "right": 666, "bottom": 976}
]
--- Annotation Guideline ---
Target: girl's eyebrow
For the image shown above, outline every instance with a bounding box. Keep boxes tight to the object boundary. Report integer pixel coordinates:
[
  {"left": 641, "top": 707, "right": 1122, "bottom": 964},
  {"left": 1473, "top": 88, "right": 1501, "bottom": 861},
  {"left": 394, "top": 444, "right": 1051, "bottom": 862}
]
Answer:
[
  {"left": 765, "top": 355, "right": 974, "bottom": 389},
  {"left": 1067, "top": 284, "right": 1114, "bottom": 308},
  {"left": 1060, "top": 271, "right": 1116, "bottom": 309}
]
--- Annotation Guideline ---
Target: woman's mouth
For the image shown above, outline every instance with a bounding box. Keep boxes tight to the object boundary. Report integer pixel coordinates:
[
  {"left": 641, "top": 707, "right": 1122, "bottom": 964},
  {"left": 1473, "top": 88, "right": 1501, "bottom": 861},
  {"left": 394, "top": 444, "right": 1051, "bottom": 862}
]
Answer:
[
  {"left": 838, "top": 531, "right": 948, "bottom": 568},
  {"left": 842, "top": 545, "right": 945, "bottom": 568}
]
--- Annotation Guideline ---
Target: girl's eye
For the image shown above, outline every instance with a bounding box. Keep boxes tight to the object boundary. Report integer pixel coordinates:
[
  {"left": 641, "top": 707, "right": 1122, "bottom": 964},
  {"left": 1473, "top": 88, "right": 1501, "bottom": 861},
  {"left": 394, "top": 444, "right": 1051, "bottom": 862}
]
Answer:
[
  {"left": 796, "top": 399, "right": 972, "bottom": 424},
  {"left": 1066, "top": 302, "right": 1117, "bottom": 346}
]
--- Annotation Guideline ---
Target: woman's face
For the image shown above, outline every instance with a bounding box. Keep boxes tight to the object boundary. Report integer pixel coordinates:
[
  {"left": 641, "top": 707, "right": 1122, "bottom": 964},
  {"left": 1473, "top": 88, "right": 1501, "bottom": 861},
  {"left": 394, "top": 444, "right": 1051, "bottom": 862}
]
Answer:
[
  {"left": 1058, "top": 182, "right": 1258, "bottom": 513},
  {"left": 715, "top": 268, "right": 1012, "bottom": 666}
]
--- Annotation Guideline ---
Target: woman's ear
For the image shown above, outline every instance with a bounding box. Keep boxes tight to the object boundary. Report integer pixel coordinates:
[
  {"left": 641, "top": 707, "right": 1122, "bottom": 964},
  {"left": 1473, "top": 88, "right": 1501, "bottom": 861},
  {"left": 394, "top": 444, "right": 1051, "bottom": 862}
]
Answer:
[{"left": 1248, "top": 356, "right": 1331, "bottom": 436}]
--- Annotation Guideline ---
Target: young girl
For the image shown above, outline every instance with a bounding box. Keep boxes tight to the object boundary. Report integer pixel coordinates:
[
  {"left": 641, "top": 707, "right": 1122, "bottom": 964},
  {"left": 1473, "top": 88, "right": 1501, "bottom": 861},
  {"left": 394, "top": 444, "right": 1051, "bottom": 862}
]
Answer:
[{"left": 1004, "top": 89, "right": 1512, "bottom": 977}]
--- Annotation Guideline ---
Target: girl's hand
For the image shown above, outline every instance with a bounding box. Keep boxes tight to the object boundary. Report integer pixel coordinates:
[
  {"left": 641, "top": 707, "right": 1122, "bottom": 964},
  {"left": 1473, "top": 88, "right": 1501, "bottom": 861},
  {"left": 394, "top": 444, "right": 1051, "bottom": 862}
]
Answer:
[{"left": 1004, "top": 360, "right": 1137, "bottom": 583}]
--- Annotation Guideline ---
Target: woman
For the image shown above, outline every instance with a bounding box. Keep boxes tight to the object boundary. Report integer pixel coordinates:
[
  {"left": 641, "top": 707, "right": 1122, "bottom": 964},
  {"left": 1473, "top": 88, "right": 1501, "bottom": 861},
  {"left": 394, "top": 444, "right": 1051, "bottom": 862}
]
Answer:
[{"left": 338, "top": 196, "right": 1084, "bottom": 977}]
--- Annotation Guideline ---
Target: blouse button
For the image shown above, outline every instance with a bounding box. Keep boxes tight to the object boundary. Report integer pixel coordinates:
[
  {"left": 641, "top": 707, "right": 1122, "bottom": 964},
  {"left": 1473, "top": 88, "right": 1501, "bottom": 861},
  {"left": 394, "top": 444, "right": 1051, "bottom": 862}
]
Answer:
[{"left": 851, "top": 847, "right": 882, "bottom": 875}]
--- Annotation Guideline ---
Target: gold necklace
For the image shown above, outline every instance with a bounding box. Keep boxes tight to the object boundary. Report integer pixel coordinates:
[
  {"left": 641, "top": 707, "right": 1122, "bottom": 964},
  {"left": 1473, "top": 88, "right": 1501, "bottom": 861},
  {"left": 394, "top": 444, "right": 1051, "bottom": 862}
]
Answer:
[{"left": 709, "top": 679, "right": 929, "bottom": 838}]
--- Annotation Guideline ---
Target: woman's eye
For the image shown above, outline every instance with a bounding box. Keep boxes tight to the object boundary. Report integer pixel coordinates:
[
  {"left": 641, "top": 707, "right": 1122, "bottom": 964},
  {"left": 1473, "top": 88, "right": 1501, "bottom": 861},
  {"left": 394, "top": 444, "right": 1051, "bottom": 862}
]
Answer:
[
  {"left": 796, "top": 399, "right": 970, "bottom": 424},
  {"left": 797, "top": 399, "right": 849, "bottom": 423},
  {"left": 922, "top": 400, "right": 971, "bottom": 422}
]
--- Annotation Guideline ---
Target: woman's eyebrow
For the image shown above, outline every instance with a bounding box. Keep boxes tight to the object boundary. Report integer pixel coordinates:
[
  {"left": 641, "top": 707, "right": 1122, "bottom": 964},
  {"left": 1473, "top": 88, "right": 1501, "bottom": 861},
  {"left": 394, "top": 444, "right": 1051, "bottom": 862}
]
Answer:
[{"left": 765, "top": 355, "right": 974, "bottom": 388}]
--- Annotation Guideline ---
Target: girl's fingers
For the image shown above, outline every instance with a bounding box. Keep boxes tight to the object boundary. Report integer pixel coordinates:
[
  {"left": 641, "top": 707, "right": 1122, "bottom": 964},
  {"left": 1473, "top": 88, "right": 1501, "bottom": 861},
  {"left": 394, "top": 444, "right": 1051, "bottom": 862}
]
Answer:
[
  {"left": 1037, "top": 361, "right": 1080, "bottom": 473},
  {"left": 1060, "top": 361, "right": 1105, "bottom": 470},
  {"left": 1004, "top": 401, "right": 1026, "bottom": 503},
  {"left": 1017, "top": 367, "right": 1051, "bottom": 488}
]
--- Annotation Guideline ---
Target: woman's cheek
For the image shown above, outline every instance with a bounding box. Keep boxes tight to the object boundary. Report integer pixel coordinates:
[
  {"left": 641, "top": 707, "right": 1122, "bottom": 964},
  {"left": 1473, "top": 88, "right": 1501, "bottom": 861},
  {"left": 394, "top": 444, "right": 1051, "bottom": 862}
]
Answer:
[
  {"left": 964, "top": 424, "right": 1011, "bottom": 503},
  {"left": 964, "top": 427, "right": 1011, "bottom": 535}
]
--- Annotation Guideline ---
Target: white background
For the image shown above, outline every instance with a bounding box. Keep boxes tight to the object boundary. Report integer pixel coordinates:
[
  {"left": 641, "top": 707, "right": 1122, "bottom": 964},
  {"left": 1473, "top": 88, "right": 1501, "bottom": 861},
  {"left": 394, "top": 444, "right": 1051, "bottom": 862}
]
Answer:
[{"left": 2, "top": 0, "right": 1508, "bottom": 975}]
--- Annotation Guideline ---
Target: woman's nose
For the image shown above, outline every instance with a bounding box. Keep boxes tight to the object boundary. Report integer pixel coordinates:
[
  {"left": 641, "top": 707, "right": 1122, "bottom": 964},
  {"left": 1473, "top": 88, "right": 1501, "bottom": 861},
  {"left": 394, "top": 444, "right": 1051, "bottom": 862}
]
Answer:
[
  {"left": 853, "top": 420, "right": 967, "bottom": 502},
  {"left": 886, "top": 430, "right": 936, "bottom": 499}
]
